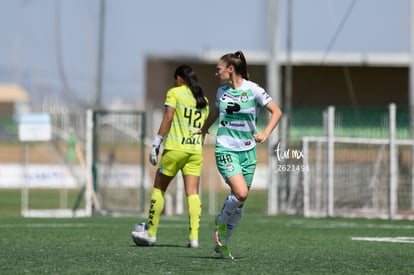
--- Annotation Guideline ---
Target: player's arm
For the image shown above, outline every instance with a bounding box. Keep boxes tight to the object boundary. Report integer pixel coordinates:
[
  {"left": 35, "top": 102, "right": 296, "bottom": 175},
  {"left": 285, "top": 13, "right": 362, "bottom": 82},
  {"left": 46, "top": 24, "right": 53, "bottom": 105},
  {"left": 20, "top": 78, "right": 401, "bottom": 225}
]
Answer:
[
  {"left": 157, "top": 106, "right": 174, "bottom": 137},
  {"left": 253, "top": 101, "right": 282, "bottom": 144},
  {"left": 149, "top": 106, "right": 174, "bottom": 166},
  {"left": 199, "top": 105, "right": 219, "bottom": 135}
]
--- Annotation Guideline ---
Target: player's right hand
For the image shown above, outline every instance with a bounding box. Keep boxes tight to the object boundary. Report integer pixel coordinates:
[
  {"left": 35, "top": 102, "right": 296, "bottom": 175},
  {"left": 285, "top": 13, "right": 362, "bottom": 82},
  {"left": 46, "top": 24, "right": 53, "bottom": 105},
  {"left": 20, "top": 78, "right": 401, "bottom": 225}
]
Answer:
[{"left": 149, "top": 145, "right": 160, "bottom": 166}]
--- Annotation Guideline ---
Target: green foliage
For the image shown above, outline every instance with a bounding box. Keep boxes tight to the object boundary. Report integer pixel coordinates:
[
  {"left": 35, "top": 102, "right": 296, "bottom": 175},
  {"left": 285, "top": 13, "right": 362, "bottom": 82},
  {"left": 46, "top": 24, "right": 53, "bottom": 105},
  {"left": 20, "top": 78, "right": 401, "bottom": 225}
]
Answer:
[{"left": 0, "top": 215, "right": 413, "bottom": 274}]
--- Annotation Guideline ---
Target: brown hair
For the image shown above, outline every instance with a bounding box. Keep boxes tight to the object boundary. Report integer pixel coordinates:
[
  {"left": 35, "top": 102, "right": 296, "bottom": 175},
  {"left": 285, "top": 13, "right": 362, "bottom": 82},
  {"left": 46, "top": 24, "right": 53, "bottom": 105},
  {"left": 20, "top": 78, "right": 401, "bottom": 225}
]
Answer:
[{"left": 220, "top": 50, "right": 249, "bottom": 80}]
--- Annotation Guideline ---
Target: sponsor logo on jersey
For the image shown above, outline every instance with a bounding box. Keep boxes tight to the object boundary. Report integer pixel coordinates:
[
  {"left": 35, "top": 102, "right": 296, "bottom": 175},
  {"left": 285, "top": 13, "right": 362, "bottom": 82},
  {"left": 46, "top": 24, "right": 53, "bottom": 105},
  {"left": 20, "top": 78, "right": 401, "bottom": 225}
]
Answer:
[
  {"left": 220, "top": 92, "right": 239, "bottom": 101},
  {"left": 181, "top": 135, "right": 201, "bottom": 145},
  {"left": 225, "top": 102, "right": 241, "bottom": 114},
  {"left": 220, "top": 121, "right": 245, "bottom": 127}
]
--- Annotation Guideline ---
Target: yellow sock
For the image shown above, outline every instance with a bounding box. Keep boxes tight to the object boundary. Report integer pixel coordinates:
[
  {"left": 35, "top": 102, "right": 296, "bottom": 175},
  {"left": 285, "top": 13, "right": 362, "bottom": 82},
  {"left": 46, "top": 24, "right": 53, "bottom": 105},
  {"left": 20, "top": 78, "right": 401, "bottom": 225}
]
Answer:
[
  {"left": 147, "top": 188, "right": 164, "bottom": 237},
  {"left": 187, "top": 194, "right": 201, "bottom": 241}
]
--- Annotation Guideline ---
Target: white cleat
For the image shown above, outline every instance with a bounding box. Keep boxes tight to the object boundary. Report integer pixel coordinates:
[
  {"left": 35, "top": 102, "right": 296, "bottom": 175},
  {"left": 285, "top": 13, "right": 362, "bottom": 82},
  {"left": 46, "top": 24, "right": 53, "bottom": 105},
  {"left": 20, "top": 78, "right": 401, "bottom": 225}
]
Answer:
[{"left": 187, "top": 240, "right": 199, "bottom": 248}]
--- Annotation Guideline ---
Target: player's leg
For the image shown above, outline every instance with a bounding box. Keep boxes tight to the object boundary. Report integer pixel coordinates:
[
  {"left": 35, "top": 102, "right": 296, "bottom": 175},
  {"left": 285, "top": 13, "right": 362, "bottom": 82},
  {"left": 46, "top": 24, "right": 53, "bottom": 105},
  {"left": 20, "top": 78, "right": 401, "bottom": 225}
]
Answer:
[
  {"left": 182, "top": 153, "right": 203, "bottom": 248},
  {"left": 224, "top": 152, "right": 255, "bottom": 244},
  {"left": 132, "top": 171, "right": 173, "bottom": 246},
  {"left": 218, "top": 175, "right": 248, "bottom": 225},
  {"left": 223, "top": 149, "right": 255, "bottom": 244},
  {"left": 147, "top": 172, "right": 174, "bottom": 237},
  {"left": 215, "top": 150, "right": 246, "bottom": 226},
  {"left": 214, "top": 176, "right": 247, "bottom": 259},
  {"left": 215, "top": 175, "right": 247, "bottom": 246},
  {"left": 132, "top": 150, "right": 179, "bottom": 246},
  {"left": 214, "top": 151, "right": 244, "bottom": 253},
  {"left": 225, "top": 206, "right": 243, "bottom": 244},
  {"left": 147, "top": 149, "right": 187, "bottom": 238},
  {"left": 214, "top": 149, "right": 256, "bottom": 258},
  {"left": 187, "top": 194, "right": 201, "bottom": 247}
]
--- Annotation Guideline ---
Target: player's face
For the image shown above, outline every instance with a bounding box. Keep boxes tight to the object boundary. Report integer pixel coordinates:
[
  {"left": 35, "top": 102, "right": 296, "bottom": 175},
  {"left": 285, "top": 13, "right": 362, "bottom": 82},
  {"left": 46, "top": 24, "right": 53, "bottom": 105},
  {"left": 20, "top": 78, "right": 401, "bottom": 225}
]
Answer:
[{"left": 215, "top": 60, "right": 232, "bottom": 83}]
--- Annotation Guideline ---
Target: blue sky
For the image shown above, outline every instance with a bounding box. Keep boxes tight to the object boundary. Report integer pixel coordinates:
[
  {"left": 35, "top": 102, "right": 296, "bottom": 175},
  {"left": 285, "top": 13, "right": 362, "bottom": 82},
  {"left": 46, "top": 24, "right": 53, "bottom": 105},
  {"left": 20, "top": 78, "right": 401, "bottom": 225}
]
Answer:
[{"left": 0, "top": 0, "right": 410, "bottom": 107}]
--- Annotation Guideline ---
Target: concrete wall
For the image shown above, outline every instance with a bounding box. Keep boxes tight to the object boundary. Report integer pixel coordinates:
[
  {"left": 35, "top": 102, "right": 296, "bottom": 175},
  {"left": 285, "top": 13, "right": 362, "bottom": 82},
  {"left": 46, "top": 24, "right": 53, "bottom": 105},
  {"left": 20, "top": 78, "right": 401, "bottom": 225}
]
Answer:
[{"left": 145, "top": 57, "right": 408, "bottom": 135}]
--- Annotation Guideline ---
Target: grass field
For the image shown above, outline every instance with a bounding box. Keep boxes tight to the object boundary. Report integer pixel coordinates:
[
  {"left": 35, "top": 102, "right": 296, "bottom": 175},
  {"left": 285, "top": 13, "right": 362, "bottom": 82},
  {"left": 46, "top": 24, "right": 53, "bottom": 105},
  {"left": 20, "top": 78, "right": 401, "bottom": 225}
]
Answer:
[{"left": 1, "top": 213, "right": 414, "bottom": 274}]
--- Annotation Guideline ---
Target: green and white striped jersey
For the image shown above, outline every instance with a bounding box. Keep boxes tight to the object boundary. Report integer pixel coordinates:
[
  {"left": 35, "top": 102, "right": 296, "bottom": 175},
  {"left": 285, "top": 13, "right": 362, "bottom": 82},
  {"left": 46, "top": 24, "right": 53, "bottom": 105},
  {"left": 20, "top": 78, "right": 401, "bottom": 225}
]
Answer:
[{"left": 215, "top": 79, "right": 272, "bottom": 152}]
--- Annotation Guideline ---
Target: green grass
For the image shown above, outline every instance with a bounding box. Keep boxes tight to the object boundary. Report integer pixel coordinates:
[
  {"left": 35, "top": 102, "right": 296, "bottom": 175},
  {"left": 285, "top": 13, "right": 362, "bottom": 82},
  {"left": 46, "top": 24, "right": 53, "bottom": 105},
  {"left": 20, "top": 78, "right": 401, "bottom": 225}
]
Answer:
[
  {"left": 1, "top": 215, "right": 414, "bottom": 274},
  {"left": 1, "top": 190, "right": 414, "bottom": 274}
]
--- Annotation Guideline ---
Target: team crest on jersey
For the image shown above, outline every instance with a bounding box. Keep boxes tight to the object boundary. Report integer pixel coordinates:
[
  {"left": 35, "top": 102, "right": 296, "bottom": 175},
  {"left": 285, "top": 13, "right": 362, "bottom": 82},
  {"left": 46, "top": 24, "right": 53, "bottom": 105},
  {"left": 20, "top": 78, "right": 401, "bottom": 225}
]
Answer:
[
  {"left": 226, "top": 163, "right": 234, "bottom": 172},
  {"left": 240, "top": 92, "right": 249, "bottom": 103}
]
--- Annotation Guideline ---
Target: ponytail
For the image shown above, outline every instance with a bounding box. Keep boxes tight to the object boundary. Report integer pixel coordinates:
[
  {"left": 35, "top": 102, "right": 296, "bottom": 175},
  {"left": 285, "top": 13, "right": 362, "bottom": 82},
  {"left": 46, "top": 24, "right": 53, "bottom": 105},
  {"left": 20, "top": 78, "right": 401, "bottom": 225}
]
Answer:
[
  {"left": 174, "top": 65, "right": 207, "bottom": 109},
  {"left": 220, "top": 50, "right": 249, "bottom": 80}
]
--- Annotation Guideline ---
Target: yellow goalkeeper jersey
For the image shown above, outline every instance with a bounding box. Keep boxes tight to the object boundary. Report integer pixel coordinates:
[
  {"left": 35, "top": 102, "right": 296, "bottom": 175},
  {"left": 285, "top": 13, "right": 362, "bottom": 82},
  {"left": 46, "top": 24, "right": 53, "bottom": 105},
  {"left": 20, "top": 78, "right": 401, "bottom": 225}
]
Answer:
[{"left": 163, "top": 85, "right": 209, "bottom": 154}]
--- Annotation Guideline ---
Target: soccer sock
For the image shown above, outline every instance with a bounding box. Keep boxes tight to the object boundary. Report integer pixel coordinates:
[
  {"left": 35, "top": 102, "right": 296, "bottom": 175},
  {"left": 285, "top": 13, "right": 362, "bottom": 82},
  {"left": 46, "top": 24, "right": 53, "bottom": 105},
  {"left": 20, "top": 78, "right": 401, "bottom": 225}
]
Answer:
[
  {"left": 147, "top": 188, "right": 164, "bottom": 237},
  {"left": 187, "top": 194, "right": 202, "bottom": 241},
  {"left": 225, "top": 207, "right": 242, "bottom": 244},
  {"left": 218, "top": 193, "right": 243, "bottom": 225}
]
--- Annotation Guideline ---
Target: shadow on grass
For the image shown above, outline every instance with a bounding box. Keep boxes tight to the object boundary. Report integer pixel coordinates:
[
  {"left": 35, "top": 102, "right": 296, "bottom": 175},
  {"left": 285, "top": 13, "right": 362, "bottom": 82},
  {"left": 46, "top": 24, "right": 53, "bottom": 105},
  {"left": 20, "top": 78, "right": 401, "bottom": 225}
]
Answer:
[
  {"left": 189, "top": 255, "right": 243, "bottom": 260},
  {"left": 129, "top": 244, "right": 187, "bottom": 248}
]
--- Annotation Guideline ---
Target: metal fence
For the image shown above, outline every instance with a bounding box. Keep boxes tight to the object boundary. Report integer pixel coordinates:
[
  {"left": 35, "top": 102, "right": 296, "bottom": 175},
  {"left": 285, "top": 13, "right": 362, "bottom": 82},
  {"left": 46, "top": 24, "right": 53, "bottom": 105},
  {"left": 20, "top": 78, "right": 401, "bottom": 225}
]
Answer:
[
  {"left": 300, "top": 104, "right": 414, "bottom": 220},
  {"left": 1, "top": 103, "right": 414, "bottom": 219}
]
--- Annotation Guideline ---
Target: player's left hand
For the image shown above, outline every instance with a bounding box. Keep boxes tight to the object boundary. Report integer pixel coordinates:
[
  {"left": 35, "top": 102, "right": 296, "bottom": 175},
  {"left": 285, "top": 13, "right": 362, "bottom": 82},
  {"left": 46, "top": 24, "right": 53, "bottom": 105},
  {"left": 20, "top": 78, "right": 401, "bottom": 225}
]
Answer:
[
  {"left": 253, "top": 132, "right": 268, "bottom": 144},
  {"left": 149, "top": 135, "right": 163, "bottom": 166},
  {"left": 149, "top": 145, "right": 160, "bottom": 166}
]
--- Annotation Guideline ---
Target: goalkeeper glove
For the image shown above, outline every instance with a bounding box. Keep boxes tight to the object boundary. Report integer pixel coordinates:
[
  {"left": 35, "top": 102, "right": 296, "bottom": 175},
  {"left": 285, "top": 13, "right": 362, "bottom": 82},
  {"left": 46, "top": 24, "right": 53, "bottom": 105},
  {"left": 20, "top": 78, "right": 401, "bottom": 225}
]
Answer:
[{"left": 149, "top": 135, "right": 163, "bottom": 166}]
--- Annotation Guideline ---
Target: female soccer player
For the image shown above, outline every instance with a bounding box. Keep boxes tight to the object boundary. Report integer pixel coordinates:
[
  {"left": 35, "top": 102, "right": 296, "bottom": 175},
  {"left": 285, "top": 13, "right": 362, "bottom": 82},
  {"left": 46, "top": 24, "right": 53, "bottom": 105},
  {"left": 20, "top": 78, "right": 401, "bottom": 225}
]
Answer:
[
  {"left": 132, "top": 65, "right": 209, "bottom": 248},
  {"left": 200, "top": 51, "right": 282, "bottom": 259}
]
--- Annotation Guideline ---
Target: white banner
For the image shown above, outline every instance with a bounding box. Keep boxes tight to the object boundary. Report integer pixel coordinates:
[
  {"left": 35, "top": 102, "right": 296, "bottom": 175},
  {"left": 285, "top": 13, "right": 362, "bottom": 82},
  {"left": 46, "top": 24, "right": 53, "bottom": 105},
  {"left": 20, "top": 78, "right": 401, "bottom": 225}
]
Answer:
[
  {"left": 0, "top": 164, "right": 77, "bottom": 188},
  {"left": 18, "top": 113, "right": 52, "bottom": 142},
  {"left": 0, "top": 164, "right": 149, "bottom": 189}
]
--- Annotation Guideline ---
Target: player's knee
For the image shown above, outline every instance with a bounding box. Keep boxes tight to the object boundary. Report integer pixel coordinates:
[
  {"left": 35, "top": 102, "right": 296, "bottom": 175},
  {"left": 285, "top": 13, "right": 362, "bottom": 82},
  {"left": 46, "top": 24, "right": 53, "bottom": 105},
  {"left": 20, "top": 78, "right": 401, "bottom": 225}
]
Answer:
[{"left": 234, "top": 191, "right": 248, "bottom": 202}]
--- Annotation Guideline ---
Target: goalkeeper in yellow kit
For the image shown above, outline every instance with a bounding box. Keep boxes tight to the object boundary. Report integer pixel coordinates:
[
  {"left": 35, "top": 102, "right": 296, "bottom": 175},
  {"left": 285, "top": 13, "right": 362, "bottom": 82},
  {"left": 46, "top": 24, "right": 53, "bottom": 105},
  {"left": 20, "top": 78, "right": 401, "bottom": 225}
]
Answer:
[{"left": 132, "top": 65, "right": 209, "bottom": 248}]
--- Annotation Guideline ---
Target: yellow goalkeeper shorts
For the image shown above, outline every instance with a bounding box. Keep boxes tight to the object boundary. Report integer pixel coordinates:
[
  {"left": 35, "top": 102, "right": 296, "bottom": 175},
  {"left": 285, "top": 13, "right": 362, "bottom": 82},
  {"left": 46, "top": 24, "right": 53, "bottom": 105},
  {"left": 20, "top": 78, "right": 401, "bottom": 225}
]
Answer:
[{"left": 159, "top": 150, "right": 203, "bottom": 177}]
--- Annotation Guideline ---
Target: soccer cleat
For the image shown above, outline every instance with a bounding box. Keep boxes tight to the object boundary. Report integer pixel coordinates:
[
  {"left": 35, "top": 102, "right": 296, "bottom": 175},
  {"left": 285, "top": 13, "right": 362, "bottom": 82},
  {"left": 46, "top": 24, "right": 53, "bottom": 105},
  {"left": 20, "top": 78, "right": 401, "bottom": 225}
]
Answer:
[
  {"left": 214, "top": 215, "right": 233, "bottom": 259},
  {"left": 214, "top": 215, "right": 227, "bottom": 246},
  {"left": 131, "top": 222, "right": 156, "bottom": 246},
  {"left": 214, "top": 243, "right": 234, "bottom": 260},
  {"left": 187, "top": 240, "right": 199, "bottom": 248}
]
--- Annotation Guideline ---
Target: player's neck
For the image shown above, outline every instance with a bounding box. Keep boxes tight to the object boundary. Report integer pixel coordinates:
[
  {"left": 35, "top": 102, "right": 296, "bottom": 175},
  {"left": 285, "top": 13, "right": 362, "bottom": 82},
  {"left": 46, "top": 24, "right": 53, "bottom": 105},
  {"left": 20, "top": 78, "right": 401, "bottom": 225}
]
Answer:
[{"left": 230, "top": 77, "right": 244, "bottom": 89}]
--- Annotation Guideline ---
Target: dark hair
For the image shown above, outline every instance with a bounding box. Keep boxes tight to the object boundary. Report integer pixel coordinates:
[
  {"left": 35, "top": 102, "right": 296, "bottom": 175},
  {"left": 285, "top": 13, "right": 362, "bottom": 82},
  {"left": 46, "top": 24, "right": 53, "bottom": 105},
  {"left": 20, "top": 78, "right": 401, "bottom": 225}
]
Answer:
[
  {"left": 174, "top": 65, "right": 207, "bottom": 109},
  {"left": 220, "top": 50, "right": 249, "bottom": 80}
]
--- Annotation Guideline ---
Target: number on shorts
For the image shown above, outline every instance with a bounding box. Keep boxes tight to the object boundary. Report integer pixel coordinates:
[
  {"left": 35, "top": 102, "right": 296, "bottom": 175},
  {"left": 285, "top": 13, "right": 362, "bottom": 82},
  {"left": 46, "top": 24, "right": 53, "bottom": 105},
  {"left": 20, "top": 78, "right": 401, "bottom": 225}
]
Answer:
[{"left": 217, "top": 154, "right": 232, "bottom": 163}]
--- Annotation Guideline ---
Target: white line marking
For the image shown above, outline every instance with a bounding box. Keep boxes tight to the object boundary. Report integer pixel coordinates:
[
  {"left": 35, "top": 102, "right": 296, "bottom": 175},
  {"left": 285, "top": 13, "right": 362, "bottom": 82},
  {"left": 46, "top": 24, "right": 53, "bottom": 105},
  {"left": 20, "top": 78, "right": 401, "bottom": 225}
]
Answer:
[
  {"left": 287, "top": 220, "right": 414, "bottom": 230},
  {"left": 351, "top": 237, "right": 414, "bottom": 244}
]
